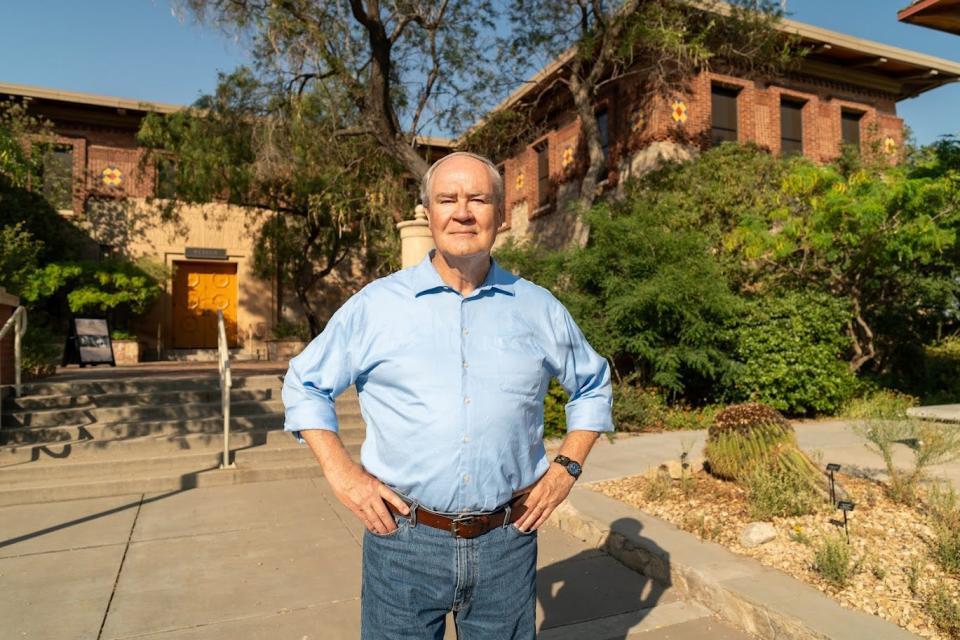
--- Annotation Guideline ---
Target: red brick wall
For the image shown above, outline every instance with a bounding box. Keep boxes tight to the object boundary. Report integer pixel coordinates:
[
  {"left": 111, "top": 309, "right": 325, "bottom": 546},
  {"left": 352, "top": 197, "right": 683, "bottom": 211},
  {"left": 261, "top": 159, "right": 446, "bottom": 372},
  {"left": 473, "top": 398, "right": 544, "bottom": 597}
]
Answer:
[{"left": 500, "top": 69, "right": 905, "bottom": 209}]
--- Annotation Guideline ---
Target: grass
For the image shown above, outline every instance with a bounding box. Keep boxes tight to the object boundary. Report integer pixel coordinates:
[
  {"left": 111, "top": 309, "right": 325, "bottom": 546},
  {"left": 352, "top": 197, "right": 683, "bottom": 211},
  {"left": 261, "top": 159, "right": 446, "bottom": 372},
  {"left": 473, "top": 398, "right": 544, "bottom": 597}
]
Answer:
[
  {"left": 813, "top": 534, "right": 856, "bottom": 589},
  {"left": 842, "top": 389, "right": 918, "bottom": 420},
  {"left": 927, "top": 483, "right": 960, "bottom": 575}
]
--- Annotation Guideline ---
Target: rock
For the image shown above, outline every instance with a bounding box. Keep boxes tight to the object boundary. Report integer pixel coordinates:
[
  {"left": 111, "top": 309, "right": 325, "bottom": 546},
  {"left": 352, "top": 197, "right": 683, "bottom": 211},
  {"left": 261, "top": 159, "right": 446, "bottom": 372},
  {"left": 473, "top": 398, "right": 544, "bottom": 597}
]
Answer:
[{"left": 740, "top": 522, "right": 777, "bottom": 548}]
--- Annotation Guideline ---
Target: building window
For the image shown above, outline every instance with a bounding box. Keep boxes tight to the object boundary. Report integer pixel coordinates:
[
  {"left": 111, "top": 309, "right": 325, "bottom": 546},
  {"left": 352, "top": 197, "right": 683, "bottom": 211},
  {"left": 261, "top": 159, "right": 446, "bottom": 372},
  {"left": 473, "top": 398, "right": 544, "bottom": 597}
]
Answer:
[
  {"left": 535, "top": 140, "right": 550, "bottom": 207},
  {"left": 33, "top": 142, "right": 74, "bottom": 211},
  {"left": 841, "top": 109, "right": 863, "bottom": 149},
  {"left": 711, "top": 84, "right": 740, "bottom": 145},
  {"left": 780, "top": 98, "right": 805, "bottom": 157},
  {"left": 596, "top": 108, "right": 610, "bottom": 178}
]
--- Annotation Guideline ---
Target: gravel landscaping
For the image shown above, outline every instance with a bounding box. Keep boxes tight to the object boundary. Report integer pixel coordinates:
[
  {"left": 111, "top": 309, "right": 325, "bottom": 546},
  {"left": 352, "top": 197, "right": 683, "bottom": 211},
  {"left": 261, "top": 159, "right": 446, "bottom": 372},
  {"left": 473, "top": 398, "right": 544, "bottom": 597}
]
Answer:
[{"left": 592, "top": 469, "right": 960, "bottom": 639}]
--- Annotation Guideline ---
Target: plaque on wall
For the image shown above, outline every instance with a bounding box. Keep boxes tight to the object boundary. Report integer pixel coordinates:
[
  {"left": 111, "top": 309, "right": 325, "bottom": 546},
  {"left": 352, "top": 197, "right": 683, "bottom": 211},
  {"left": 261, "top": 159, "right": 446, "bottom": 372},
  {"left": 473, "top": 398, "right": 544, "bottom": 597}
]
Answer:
[
  {"left": 63, "top": 318, "right": 116, "bottom": 367},
  {"left": 185, "top": 247, "right": 228, "bottom": 260}
]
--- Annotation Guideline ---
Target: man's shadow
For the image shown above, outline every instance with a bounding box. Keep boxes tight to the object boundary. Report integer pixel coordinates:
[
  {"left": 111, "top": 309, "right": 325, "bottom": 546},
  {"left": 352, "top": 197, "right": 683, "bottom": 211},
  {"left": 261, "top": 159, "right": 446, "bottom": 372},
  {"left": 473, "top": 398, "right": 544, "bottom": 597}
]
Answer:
[{"left": 537, "top": 518, "right": 670, "bottom": 639}]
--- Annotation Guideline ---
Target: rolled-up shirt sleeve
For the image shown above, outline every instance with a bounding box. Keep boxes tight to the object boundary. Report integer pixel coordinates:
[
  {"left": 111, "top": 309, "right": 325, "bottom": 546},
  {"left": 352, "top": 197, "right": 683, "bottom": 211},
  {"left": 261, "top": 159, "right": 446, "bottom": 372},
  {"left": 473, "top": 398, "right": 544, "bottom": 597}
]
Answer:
[
  {"left": 281, "top": 291, "right": 366, "bottom": 444},
  {"left": 552, "top": 303, "right": 614, "bottom": 433}
]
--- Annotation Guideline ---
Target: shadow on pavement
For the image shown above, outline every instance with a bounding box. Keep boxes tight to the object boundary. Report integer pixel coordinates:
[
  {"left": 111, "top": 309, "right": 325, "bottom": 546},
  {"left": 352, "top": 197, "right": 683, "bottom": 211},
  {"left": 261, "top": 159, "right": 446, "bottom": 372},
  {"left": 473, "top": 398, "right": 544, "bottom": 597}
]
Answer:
[{"left": 537, "top": 517, "right": 670, "bottom": 638}]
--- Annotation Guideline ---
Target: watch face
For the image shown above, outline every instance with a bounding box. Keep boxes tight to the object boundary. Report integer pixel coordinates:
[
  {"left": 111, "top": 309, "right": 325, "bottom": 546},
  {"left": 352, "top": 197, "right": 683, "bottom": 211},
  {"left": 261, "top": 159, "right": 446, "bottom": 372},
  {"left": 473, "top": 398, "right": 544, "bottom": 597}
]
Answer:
[{"left": 568, "top": 461, "right": 582, "bottom": 477}]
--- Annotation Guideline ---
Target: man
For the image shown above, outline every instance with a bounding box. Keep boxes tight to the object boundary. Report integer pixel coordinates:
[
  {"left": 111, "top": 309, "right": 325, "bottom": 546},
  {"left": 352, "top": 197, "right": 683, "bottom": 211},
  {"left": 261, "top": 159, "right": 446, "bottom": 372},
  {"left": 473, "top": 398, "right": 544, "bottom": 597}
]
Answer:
[{"left": 282, "top": 151, "right": 613, "bottom": 639}]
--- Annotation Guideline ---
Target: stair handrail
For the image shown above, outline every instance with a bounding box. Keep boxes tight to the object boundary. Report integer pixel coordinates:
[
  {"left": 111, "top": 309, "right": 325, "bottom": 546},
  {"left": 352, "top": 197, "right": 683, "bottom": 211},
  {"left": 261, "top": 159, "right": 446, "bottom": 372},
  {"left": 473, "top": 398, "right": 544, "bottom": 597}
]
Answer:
[
  {"left": 0, "top": 306, "right": 27, "bottom": 430},
  {"left": 217, "top": 309, "right": 235, "bottom": 469}
]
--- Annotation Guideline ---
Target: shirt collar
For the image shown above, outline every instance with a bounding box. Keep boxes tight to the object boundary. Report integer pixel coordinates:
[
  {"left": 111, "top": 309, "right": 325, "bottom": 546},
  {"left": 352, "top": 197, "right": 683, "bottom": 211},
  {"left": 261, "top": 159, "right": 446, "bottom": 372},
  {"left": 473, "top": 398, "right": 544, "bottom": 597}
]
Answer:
[{"left": 411, "top": 249, "right": 516, "bottom": 298}]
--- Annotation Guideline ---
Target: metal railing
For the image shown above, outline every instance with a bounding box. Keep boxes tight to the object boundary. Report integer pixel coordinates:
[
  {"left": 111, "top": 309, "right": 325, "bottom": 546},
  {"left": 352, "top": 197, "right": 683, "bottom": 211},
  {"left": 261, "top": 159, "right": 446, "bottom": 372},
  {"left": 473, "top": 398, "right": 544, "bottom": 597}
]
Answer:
[
  {"left": 0, "top": 306, "right": 27, "bottom": 430},
  {"left": 217, "top": 309, "right": 235, "bottom": 469}
]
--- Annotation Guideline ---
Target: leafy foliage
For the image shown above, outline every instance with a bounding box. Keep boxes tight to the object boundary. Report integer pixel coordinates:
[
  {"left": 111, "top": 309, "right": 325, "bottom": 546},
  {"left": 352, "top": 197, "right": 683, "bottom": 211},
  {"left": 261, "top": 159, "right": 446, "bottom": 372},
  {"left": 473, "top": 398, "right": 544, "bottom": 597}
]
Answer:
[
  {"left": 725, "top": 291, "right": 856, "bottom": 415},
  {"left": 814, "top": 534, "right": 856, "bottom": 589},
  {"left": 139, "top": 70, "right": 403, "bottom": 335}
]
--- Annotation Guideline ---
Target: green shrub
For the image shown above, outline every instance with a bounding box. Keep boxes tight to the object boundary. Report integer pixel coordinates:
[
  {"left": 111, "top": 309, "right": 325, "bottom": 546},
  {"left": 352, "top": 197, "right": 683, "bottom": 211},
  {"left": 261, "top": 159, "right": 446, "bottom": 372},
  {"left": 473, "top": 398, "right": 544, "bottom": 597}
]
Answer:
[
  {"left": 21, "top": 325, "right": 61, "bottom": 380},
  {"left": 612, "top": 382, "right": 667, "bottom": 432},
  {"left": 927, "top": 483, "right": 960, "bottom": 575},
  {"left": 110, "top": 329, "right": 136, "bottom": 341},
  {"left": 857, "top": 419, "right": 960, "bottom": 504},
  {"left": 926, "top": 581, "right": 960, "bottom": 638},
  {"left": 543, "top": 378, "right": 569, "bottom": 440},
  {"left": 841, "top": 388, "right": 918, "bottom": 420},
  {"left": 725, "top": 291, "right": 856, "bottom": 416},
  {"left": 745, "top": 465, "right": 823, "bottom": 520},
  {"left": 813, "top": 534, "right": 855, "bottom": 589}
]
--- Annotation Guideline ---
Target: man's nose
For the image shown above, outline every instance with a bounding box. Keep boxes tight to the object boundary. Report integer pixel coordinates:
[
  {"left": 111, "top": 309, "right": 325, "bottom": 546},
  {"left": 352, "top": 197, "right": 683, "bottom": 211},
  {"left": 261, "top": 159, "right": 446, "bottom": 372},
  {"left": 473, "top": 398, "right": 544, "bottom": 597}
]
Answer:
[{"left": 453, "top": 197, "right": 474, "bottom": 220}]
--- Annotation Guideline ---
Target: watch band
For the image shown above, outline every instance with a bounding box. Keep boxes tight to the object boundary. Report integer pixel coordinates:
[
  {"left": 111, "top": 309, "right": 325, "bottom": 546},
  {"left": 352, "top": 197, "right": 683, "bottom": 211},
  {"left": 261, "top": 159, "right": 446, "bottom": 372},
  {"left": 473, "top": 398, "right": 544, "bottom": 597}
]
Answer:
[{"left": 553, "top": 454, "right": 583, "bottom": 479}]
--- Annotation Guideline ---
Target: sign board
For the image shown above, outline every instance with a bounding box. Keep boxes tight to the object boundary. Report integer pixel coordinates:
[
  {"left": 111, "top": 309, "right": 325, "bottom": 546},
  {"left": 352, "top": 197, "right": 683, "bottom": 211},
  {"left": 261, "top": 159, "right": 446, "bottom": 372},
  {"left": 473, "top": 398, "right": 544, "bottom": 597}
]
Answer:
[
  {"left": 185, "top": 247, "right": 228, "bottom": 260},
  {"left": 63, "top": 318, "right": 115, "bottom": 366}
]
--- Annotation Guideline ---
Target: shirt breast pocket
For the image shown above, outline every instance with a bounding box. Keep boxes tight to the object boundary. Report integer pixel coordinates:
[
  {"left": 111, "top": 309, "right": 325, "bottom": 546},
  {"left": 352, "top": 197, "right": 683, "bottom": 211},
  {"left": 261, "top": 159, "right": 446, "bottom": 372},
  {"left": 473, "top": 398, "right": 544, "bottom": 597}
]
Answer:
[{"left": 494, "top": 334, "right": 545, "bottom": 398}]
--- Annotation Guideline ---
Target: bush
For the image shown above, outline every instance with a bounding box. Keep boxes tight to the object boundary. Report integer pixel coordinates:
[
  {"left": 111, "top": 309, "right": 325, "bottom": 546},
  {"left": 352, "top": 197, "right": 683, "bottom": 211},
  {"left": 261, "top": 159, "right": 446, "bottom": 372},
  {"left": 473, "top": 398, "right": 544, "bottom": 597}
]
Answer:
[
  {"left": 21, "top": 325, "right": 61, "bottom": 380},
  {"left": 813, "top": 534, "right": 855, "bottom": 589},
  {"left": 271, "top": 319, "right": 310, "bottom": 341},
  {"left": 725, "top": 291, "right": 856, "bottom": 415},
  {"left": 926, "top": 581, "right": 960, "bottom": 638},
  {"left": 841, "top": 388, "right": 918, "bottom": 420},
  {"left": 927, "top": 483, "right": 960, "bottom": 575},
  {"left": 745, "top": 465, "right": 823, "bottom": 520},
  {"left": 543, "top": 378, "right": 569, "bottom": 440},
  {"left": 612, "top": 382, "right": 667, "bottom": 432},
  {"left": 857, "top": 419, "right": 960, "bottom": 504}
]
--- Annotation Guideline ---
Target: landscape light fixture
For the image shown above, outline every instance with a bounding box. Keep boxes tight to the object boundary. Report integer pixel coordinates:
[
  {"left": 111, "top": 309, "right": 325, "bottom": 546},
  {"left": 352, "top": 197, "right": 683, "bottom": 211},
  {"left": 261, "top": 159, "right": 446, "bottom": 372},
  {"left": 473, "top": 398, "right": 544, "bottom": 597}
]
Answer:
[
  {"left": 826, "top": 463, "right": 841, "bottom": 504},
  {"left": 837, "top": 500, "right": 855, "bottom": 543}
]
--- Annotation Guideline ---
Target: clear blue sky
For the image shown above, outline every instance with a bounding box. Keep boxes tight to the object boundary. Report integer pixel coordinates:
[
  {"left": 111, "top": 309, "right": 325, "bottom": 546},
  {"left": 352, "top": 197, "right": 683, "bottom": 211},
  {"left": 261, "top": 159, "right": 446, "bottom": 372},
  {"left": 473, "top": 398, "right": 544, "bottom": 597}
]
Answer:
[{"left": 0, "top": 1, "right": 957, "bottom": 145}]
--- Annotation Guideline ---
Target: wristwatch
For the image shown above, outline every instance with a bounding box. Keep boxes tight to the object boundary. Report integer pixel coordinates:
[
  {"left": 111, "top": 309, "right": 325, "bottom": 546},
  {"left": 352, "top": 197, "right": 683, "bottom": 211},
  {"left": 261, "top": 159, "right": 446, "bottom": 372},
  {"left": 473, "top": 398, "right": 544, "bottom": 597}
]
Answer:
[{"left": 553, "top": 455, "right": 583, "bottom": 479}]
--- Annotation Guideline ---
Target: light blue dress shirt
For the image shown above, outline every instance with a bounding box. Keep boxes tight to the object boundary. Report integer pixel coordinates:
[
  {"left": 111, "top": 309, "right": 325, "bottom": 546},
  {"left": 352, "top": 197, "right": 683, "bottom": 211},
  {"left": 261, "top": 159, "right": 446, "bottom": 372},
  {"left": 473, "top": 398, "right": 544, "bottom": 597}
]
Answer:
[{"left": 282, "top": 249, "right": 613, "bottom": 513}]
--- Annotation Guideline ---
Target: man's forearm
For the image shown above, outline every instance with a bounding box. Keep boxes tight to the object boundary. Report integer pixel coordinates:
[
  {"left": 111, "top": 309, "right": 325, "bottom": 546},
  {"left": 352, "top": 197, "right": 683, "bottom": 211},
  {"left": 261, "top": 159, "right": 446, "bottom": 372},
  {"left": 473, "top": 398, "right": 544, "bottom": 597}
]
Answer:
[
  {"left": 557, "top": 429, "right": 601, "bottom": 467},
  {"left": 301, "top": 428, "right": 358, "bottom": 478}
]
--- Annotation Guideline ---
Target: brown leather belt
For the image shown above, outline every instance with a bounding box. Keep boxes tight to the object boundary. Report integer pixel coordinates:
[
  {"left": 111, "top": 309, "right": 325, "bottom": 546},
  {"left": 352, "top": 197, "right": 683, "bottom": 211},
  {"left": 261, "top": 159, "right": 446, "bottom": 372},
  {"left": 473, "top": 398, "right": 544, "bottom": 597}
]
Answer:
[{"left": 387, "top": 495, "right": 530, "bottom": 539}]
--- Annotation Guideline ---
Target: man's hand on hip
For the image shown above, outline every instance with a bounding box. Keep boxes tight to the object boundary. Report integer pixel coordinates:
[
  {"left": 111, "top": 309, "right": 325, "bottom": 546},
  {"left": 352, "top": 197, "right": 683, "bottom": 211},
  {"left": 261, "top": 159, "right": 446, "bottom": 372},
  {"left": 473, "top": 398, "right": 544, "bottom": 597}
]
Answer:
[
  {"left": 300, "top": 429, "right": 409, "bottom": 535},
  {"left": 326, "top": 463, "right": 410, "bottom": 535},
  {"left": 513, "top": 464, "right": 576, "bottom": 533}
]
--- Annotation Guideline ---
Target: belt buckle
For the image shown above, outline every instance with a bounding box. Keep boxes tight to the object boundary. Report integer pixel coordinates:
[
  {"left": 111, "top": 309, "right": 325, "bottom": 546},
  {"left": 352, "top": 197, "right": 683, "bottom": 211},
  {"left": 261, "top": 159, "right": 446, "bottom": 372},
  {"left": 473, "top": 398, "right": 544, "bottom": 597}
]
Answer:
[{"left": 450, "top": 514, "right": 476, "bottom": 537}]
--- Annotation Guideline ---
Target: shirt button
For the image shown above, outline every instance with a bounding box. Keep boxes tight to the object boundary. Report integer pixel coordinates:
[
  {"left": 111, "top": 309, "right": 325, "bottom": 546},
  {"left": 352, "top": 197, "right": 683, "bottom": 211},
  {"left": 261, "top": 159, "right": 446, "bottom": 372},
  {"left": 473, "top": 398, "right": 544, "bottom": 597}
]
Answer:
[
  {"left": 463, "top": 436, "right": 471, "bottom": 443},
  {"left": 463, "top": 361, "right": 469, "bottom": 369},
  {"left": 462, "top": 328, "right": 469, "bottom": 336},
  {"left": 463, "top": 475, "right": 470, "bottom": 484},
  {"left": 464, "top": 396, "right": 471, "bottom": 405}
]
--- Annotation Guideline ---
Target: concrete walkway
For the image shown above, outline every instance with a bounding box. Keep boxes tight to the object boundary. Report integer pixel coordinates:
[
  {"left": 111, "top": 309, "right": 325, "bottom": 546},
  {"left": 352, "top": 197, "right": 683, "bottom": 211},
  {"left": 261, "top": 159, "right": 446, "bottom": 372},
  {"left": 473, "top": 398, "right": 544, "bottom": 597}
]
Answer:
[
  {"left": 0, "top": 477, "right": 750, "bottom": 640},
  {"left": 581, "top": 418, "right": 960, "bottom": 491}
]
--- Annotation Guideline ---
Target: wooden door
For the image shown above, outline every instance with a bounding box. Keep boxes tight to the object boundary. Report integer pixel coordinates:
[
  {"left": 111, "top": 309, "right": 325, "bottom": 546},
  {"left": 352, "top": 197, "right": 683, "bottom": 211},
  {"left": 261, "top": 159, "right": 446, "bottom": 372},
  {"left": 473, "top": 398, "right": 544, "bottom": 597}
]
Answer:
[{"left": 172, "top": 261, "right": 238, "bottom": 349}]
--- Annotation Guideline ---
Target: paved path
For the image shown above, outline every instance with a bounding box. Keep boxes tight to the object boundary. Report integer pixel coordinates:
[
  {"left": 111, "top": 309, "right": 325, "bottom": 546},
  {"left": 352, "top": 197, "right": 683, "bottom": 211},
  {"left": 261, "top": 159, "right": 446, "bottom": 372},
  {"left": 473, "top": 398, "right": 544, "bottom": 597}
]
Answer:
[
  {"left": 0, "top": 477, "right": 751, "bottom": 640},
  {"left": 580, "top": 419, "right": 960, "bottom": 491}
]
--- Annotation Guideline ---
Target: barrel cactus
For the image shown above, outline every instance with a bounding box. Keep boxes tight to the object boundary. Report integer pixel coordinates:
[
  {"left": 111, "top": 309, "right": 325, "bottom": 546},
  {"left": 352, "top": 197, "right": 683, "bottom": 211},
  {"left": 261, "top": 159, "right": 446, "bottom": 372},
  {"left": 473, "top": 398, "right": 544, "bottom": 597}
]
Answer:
[{"left": 705, "top": 403, "right": 825, "bottom": 496}]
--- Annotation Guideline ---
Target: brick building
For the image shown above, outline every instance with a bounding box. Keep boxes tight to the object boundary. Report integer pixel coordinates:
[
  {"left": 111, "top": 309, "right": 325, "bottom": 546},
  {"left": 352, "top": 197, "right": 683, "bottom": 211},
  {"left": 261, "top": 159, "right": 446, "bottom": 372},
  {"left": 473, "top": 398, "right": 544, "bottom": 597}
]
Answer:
[
  {"left": 0, "top": 81, "right": 450, "bottom": 359},
  {"left": 487, "top": 15, "right": 960, "bottom": 249}
]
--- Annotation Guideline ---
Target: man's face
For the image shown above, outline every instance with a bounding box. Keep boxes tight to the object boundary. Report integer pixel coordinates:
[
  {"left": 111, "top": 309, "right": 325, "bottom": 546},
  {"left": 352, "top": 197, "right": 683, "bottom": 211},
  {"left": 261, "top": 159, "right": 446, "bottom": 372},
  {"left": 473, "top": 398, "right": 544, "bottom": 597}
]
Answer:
[{"left": 426, "top": 156, "right": 502, "bottom": 260}]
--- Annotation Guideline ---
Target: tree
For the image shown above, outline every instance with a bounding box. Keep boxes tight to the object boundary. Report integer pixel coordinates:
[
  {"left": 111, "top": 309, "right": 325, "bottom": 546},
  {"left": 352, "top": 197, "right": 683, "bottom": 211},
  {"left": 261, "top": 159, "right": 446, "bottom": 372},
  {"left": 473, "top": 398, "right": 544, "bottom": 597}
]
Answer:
[
  {"left": 491, "top": 0, "right": 793, "bottom": 238},
  {"left": 138, "top": 69, "right": 405, "bottom": 335},
  {"left": 174, "top": 0, "right": 500, "bottom": 180}
]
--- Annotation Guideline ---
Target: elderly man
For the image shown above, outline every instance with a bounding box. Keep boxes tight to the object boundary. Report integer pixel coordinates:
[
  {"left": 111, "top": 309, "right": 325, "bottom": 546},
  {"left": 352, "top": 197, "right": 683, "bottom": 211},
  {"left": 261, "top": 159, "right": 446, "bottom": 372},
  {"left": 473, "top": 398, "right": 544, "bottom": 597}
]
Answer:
[{"left": 282, "top": 151, "right": 613, "bottom": 639}]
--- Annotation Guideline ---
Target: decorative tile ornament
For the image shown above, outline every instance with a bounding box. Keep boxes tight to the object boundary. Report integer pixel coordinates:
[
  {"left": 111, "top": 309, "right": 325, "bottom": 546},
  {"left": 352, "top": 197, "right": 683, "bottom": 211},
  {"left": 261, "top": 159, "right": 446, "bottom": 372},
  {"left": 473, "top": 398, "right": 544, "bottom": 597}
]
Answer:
[
  {"left": 515, "top": 171, "right": 524, "bottom": 191},
  {"left": 561, "top": 146, "right": 575, "bottom": 168},
  {"left": 101, "top": 166, "right": 123, "bottom": 188},
  {"left": 883, "top": 137, "right": 897, "bottom": 155},
  {"left": 632, "top": 109, "right": 646, "bottom": 133},
  {"left": 671, "top": 101, "right": 688, "bottom": 124}
]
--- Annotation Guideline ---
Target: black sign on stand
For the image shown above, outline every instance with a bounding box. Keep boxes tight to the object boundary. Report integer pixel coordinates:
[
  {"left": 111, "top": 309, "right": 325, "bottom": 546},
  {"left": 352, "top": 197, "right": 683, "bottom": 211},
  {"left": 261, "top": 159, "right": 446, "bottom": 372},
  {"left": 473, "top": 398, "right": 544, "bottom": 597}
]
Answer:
[{"left": 63, "top": 318, "right": 116, "bottom": 367}]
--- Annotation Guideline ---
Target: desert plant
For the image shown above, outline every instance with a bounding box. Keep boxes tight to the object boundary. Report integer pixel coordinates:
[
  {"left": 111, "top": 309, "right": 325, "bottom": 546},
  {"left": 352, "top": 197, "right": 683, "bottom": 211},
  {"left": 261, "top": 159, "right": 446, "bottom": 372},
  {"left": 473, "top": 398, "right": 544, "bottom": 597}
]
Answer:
[
  {"left": 813, "top": 534, "right": 856, "bottom": 589},
  {"left": 705, "top": 403, "right": 826, "bottom": 501},
  {"left": 842, "top": 389, "right": 918, "bottom": 420},
  {"left": 926, "top": 580, "right": 960, "bottom": 638},
  {"left": 927, "top": 483, "right": 960, "bottom": 575},
  {"left": 744, "top": 465, "right": 823, "bottom": 520},
  {"left": 644, "top": 466, "right": 672, "bottom": 503},
  {"left": 857, "top": 418, "right": 960, "bottom": 504}
]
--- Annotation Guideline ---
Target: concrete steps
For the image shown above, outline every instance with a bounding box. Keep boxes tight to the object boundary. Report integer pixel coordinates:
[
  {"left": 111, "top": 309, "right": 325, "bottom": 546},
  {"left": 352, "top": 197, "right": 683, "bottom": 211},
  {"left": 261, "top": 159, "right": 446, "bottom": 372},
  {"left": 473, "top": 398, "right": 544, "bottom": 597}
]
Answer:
[{"left": 0, "top": 371, "right": 364, "bottom": 506}]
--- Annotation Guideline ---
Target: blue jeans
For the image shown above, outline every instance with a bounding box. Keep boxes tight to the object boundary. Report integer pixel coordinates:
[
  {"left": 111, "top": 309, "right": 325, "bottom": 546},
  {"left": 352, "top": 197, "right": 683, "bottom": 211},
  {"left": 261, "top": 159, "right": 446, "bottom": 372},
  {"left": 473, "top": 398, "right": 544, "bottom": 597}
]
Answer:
[{"left": 361, "top": 510, "right": 538, "bottom": 639}]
